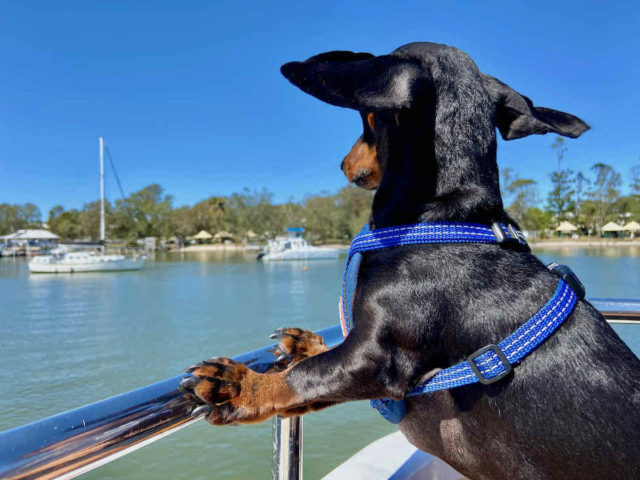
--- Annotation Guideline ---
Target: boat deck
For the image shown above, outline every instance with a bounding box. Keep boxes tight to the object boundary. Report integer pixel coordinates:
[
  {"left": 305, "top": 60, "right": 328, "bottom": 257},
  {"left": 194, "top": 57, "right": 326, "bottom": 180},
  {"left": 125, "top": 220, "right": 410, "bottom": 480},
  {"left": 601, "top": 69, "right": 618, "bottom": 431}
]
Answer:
[{"left": 323, "top": 432, "right": 464, "bottom": 480}]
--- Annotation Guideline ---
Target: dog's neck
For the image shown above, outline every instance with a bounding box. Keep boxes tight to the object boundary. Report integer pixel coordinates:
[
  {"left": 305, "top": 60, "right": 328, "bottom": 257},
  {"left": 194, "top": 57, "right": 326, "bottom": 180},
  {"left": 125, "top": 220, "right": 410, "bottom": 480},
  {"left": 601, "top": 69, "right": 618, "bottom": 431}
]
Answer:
[{"left": 370, "top": 82, "right": 508, "bottom": 229}]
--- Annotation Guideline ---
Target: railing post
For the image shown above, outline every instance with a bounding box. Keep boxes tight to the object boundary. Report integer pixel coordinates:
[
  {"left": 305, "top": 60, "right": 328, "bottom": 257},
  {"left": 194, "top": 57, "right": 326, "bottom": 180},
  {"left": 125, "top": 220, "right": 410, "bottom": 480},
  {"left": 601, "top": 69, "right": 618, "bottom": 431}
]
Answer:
[{"left": 272, "top": 415, "right": 303, "bottom": 480}]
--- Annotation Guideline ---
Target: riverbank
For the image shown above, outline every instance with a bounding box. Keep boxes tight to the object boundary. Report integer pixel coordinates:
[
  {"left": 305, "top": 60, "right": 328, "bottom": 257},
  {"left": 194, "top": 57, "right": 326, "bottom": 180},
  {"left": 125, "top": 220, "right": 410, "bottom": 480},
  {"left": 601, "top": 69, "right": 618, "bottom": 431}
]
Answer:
[{"left": 177, "top": 244, "right": 247, "bottom": 252}]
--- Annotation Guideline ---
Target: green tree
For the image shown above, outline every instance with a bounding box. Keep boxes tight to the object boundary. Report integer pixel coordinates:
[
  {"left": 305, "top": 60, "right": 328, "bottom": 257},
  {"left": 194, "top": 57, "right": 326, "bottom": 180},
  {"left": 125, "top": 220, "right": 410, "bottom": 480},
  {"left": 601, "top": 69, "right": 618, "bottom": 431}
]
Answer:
[
  {"left": 0, "top": 204, "right": 23, "bottom": 234},
  {"left": 48, "top": 206, "right": 81, "bottom": 239},
  {"left": 546, "top": 169, "right": 575, "bottom": 222},
  {"left": 507, "top": 178, "right": 538, "bottom": 228},
  {"left": 189, "top": 197, "right": 227, "bottom": 233},
  {"left": 304, "top": 192, "right": 339, "bottom": 242},
  {"left": 588, "top": 163, "right": 621, "bottom": 233},
  {"left": 225, "top": 188, "right": 281, "bottom": 238},
  {"left": 169, "top": 205, "right": 194, "bottom": 238},
  {"left": 276, "top": 201, "right": 305, "bottom": 236},
  {"left": 630, "top": 164, "right": 640, "bottom": 196},
  {"left": 612, "top": 196, "right": 640, "bottom": 224},
  {"left": 20, "top": 203, "right": 42, "bottom": 227},
  {"left": 79, "top": 200, "right": 113, "bottom": 239},
  {"left": 546, "top": 137, "right": 575, "bottom": 223},
  {"left": 114, "top": 184, "right": 173, "bottom": 239},
  {"left": 334, "top": 186, "right": 374, "bottom": 239},
  {"left": 523, "top": 207, "right": 553, "bottom": 234},
  {"left": 574, "top": 171, "right": 590, "bottom": 218},
  {"left": 500, "top": 168, "right": 541, "bottom": 230},
  {"left": 0, "top": 203, "right": 42, "bottom": 234}
]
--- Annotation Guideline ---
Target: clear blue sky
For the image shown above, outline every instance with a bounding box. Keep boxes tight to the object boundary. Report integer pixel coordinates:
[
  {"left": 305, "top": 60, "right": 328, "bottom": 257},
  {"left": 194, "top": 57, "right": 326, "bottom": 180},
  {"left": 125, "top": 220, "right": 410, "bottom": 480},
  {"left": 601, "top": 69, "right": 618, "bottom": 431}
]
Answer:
[{"left": 1, "top": 1, "right": 639, "bottom": 215}]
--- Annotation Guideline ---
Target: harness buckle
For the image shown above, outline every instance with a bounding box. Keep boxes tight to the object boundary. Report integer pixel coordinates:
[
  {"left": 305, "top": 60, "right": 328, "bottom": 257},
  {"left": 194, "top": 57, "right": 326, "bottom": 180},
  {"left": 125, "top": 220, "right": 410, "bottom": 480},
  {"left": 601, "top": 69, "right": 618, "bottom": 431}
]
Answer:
[
  {"left": 547, "top": 263, "right": 586, "bottom": 300},
  {"left": 491, "top": 222, "right": 529, "bottom": 252},
  {"left": 467, "top": 343, "right": 512, "bottom": 385}
]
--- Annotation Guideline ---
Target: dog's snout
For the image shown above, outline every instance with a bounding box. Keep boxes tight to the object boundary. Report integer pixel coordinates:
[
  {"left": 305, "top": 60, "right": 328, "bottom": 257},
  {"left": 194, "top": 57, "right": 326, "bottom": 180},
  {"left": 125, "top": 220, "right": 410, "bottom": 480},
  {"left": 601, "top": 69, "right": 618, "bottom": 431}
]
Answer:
[{"left": 340, "top": 136, "right": 380, "bottom": 190}]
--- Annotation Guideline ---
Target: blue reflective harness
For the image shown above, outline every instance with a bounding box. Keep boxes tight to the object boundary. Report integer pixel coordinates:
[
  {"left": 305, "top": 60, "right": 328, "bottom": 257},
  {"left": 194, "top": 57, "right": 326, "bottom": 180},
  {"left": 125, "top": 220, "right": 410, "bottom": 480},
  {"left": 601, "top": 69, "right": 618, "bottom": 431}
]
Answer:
[{"left": 339, "top": 222, "right": 584, "bottom": 424}]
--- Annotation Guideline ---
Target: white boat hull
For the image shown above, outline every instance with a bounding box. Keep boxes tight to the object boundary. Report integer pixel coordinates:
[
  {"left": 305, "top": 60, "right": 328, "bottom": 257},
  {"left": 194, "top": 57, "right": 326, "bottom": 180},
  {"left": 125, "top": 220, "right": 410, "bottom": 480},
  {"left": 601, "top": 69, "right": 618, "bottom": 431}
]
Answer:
[
  {"left": 29, "top": 256, "right": 146, "bottom": 273},
  {"left": 259, "top": 248, "right": 339, "bottom": 261}
]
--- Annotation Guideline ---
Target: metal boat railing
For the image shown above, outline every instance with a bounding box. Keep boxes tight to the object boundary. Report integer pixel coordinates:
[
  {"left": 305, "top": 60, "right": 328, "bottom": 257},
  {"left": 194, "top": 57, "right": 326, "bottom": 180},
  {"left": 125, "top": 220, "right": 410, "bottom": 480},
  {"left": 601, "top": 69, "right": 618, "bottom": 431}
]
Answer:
[{"left": 0, "top": 300, "right": 638, "bottom": 480}]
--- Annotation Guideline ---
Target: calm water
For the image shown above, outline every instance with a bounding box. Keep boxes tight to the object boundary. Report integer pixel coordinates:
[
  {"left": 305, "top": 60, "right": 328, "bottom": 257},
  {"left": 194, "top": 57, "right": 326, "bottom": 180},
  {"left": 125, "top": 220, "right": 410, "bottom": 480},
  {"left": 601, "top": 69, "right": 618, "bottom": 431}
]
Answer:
[{"left": 0, "top": 246, "right": 639, "bottom": 479}]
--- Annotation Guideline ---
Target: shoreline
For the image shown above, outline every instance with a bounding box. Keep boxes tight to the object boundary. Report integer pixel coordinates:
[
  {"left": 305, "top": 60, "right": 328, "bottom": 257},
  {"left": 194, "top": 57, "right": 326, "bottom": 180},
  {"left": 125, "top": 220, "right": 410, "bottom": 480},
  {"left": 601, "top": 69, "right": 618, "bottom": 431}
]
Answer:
[{"left": 176, "top": 244, "right": 247, "bottom": 252}]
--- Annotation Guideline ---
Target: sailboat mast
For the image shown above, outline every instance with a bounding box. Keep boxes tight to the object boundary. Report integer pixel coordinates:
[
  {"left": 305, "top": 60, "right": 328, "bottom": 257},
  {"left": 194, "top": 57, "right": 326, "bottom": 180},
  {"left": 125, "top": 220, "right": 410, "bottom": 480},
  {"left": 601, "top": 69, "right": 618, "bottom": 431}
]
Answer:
[{"left": 99, "top": 137, "right": 105, "bottom": 242}]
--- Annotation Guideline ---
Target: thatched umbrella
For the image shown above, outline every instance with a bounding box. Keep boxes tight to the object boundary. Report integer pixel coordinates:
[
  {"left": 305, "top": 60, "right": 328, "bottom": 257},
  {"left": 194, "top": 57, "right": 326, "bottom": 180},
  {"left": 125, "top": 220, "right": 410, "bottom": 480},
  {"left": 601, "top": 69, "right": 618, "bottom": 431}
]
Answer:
[
  {"left": 602, "top": 222, "right": 623, "bottom": 232},
  {"left": 623, "top": 221, "right": 640, "bottom": 232},
  {"left": 193, "top": 230, "right": 213, "bottom": 240},
  {"left": 556, "top": 221, "right": 578, "bottom": 233},
  {"left": 213, "top": 231, "right": 234, "bottom": 242}
]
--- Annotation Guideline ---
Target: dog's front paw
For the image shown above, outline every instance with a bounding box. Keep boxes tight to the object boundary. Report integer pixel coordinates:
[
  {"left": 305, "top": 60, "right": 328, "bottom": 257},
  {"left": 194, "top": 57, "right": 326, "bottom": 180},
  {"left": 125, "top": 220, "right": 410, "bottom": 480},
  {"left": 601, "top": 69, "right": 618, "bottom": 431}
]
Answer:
[
  {"left": 180, "top": 357, "right": 252, "bottom": 425},
  {"left": 269, "top": 327, "right": 329, "bottom": 370}
]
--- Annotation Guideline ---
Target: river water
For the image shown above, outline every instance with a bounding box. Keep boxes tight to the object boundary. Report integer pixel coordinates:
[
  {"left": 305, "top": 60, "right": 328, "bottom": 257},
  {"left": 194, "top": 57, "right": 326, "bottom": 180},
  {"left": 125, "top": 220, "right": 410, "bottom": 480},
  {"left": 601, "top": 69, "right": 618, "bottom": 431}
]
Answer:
[{"left": 0, "top": 246, "right": 639, "bottom": 479}]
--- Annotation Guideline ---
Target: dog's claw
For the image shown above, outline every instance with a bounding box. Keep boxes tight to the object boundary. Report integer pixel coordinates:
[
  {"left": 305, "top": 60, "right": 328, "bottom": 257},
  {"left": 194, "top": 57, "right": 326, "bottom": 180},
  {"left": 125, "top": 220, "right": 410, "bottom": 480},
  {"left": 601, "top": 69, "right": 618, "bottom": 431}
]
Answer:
[
  {"left": 191, "top": 404, "right": 213, "bottom": 419},
  {"left": 276, "top": 354, "right": 293, "bottom": 364},
  {"left": 269, "top": 328, "right": 285, "bottom": 339},
  {"left": 179, "top": 376, "right": 198, "bottom": 391},
  {"left": 185, "top": 363, "right": 201, "bottom": 373}
]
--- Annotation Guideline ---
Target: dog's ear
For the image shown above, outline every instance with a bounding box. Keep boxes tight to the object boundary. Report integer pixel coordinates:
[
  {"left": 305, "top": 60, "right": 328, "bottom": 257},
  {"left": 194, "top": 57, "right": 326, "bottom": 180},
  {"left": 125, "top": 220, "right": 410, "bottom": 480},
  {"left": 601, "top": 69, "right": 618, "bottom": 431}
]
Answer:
[
  {"left": 281, "top": 51, "right": 423, "bottom": 110},
  {"left": 482, "top": 74, "right": 589, "bottom": 140}
]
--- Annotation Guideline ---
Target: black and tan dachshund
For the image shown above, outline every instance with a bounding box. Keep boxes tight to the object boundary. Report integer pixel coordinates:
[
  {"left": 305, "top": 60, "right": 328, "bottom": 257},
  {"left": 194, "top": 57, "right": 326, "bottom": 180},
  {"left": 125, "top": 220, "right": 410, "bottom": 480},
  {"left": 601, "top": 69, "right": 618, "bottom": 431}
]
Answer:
[{"left": 181, "top": 42, "right": 640, "bottom": 479}]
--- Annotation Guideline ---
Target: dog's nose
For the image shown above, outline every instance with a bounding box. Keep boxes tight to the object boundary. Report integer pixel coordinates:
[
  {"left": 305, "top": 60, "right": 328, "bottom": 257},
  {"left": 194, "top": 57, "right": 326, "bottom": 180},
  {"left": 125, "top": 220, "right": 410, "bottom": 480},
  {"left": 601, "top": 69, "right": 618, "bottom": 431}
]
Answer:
[
  {"left": 352, "top": 169, "right": 371, "bottom": 186},
  {"left": 340, "top": 158, "right": 346, "bottom": 171}
]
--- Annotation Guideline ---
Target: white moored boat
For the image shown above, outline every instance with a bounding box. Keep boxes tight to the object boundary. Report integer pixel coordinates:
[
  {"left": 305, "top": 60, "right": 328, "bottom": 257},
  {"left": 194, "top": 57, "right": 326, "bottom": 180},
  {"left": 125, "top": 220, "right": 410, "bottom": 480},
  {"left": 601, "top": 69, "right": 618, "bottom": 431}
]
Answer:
[
  {"left": 29, "top": 137, "right": 146, "bottom": 274},
  {"left": 257, "top": 227, "right": 340, "bottom": 261},
  {"left": 29, "top": 249, "right": 145, "bottom": 273}
]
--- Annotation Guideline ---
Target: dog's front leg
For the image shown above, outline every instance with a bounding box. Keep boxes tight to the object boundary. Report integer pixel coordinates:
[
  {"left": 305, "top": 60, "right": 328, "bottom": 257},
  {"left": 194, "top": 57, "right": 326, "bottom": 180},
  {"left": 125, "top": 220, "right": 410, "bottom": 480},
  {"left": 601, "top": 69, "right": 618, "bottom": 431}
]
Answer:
[{"left": 180, "top": 326, "right": 418, "bottom": 425}]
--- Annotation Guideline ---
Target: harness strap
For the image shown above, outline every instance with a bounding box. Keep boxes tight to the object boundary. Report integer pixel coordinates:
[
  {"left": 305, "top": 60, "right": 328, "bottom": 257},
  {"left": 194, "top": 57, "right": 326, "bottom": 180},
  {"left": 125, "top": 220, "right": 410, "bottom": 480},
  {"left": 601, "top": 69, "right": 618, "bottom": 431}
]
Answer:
[
  {"left": 406, "top": 279, "right": 577, "bottom": 395},
  {"left": 341, "top": 222, "right": 526, "bottom": 334}
]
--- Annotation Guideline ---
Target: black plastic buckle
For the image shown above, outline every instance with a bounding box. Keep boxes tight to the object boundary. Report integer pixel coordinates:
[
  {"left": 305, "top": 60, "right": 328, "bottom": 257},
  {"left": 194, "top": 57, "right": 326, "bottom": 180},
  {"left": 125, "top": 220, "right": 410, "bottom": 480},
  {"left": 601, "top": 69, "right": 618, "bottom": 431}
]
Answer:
[
  {"left": 467, "top": 344, "right": 512, "bottom": 385},
  {"left": 491, "top": 222, "right": 529, "bottom": 252},
  {"left": 547, "top": 263, "right": 586, "bottom": 300}
]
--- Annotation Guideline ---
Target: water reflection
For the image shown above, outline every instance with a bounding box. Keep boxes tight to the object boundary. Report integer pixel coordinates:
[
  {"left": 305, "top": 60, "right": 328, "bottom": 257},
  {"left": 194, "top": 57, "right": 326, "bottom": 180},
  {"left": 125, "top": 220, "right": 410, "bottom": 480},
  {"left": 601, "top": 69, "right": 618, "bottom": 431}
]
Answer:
[{"left": 160, "top": 249, "right": 252, "bottom": 264}]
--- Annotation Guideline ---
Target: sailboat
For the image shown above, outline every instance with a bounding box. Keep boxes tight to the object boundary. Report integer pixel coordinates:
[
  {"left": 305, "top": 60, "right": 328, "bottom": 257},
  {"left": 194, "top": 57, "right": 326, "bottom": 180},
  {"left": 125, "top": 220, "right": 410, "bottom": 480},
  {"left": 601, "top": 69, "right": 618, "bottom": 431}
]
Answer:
[{"left": 29, "top": 138, "right": 146, "bottom": 273}]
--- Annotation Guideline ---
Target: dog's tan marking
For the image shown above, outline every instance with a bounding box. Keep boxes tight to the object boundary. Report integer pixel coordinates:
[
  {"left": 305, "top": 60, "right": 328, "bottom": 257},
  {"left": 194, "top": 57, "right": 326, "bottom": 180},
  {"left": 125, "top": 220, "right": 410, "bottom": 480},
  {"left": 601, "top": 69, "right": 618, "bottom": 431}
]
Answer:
[
  {"left": 190, "top": 359, "right": 305, "bottom": 425},
  {"left": 275, "top": 327, "right": 329, "bottom": 364},
  {"left": 185, "top": 330, "right": 336, "bottom": 424},
  {"left": 367, "top": 112, "right": 375, "bottom": 131},
  {"left": 342, "top": 136, "right": 380, "bottom": 190}
]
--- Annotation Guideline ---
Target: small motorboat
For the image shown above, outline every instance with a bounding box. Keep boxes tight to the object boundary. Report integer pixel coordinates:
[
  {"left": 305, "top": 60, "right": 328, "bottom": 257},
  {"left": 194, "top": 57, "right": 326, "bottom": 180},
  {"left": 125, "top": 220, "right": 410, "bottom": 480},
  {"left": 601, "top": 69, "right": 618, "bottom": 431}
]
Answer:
[{"left": 257, "top": 227, "right": 339, "bottom": 261}]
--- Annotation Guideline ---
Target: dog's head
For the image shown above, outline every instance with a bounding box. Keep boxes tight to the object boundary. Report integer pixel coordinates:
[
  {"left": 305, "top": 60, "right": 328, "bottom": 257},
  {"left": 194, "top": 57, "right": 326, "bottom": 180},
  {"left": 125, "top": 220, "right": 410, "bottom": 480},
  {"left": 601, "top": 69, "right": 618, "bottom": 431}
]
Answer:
[{"left": 281, "top": 43, "right": 589, "bottom": 200}]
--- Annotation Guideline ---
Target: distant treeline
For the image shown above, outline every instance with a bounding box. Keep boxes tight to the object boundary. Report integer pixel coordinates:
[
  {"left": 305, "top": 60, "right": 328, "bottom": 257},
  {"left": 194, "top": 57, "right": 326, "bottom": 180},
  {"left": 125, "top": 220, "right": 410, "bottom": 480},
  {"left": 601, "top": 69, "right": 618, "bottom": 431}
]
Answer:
[
  {"left": 2, "top": 137, "right": 639, "bottom": 242},
  {"left": 502, "top": 138, "right": 640, "bottom": 236},
  {"left": 0, "top": 185, "right": 373, "bottom": 243}
]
